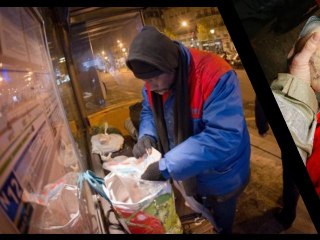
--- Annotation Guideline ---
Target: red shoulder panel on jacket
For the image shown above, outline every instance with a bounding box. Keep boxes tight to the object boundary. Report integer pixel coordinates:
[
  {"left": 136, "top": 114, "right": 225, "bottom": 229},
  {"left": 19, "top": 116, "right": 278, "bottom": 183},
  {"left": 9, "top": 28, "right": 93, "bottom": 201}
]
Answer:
[{"left": 188, "top": 48, "right": 232, "bottom": 118}]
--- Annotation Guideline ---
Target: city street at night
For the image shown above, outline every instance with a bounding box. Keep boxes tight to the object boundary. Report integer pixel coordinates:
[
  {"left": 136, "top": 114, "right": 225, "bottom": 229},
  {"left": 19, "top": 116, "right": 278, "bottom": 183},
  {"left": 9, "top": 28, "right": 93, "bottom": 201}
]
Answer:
[{"left": 3, "top": 6, "right": 318, "bottom": 234}]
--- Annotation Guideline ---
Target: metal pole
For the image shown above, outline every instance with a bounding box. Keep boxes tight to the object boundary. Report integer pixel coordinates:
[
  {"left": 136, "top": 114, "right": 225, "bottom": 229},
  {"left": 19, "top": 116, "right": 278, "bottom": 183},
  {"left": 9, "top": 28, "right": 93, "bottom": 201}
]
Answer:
[{"left": 54, "top": 26, "right": 88, "bottom": 126}]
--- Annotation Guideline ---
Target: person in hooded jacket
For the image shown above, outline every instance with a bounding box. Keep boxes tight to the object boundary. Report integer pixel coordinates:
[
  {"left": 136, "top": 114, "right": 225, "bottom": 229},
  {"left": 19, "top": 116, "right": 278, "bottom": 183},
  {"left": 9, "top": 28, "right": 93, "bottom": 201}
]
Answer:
[
  {"left": 126, "top": 26, "right": 251, "bottom": 234},
  {"left": 271, "top": 16, "right": 320, "bottom": 229}
]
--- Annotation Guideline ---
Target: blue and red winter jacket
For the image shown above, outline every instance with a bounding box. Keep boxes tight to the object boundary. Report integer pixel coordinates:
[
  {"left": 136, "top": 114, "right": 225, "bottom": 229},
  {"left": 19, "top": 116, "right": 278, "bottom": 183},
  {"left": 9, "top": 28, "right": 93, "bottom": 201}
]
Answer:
[{"left": 138, "top": 44, "right": 251, "bottom": 196}]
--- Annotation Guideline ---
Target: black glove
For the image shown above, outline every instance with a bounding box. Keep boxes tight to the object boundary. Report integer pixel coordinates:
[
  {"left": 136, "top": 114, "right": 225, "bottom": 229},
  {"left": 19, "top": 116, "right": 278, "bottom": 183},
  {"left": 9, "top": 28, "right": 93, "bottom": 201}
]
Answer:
[
  {"left": 141, "top": 162, "right": 166, "bottom": 181},
  {"left": 132, "top": 135, "right": 156, "bottom": 159}
]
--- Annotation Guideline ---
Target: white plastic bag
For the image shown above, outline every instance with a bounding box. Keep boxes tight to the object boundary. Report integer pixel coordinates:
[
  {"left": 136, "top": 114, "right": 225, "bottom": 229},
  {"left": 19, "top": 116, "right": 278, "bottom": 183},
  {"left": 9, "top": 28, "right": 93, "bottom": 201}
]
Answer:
[
  {"left": 101, "top": 148, "right": 182, "bottom": 234},
  {"left": 103, "top": 173, "right": 182, "bottom": 234},
  {"left": 23, "top": 172, "right": 93, "bottom": 233},
  {"left": 91, "top": 122, "right": 124, "bottom": 154},
  {"left": 102, "top": 147, "right": 161, "bottom": 178},
  {"left": 91, "top": 133, "right": 124, "bottom": 154}
]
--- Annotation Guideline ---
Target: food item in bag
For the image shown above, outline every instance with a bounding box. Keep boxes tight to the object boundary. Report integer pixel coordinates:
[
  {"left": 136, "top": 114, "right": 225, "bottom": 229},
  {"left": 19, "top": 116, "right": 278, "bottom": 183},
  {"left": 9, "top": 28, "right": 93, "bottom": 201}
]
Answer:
[
  {"left": 114, "top": 193, "right": 182, "bottom": 234},
  {"left": 115, "top": 209, "right": 165, "bottom": 234}
]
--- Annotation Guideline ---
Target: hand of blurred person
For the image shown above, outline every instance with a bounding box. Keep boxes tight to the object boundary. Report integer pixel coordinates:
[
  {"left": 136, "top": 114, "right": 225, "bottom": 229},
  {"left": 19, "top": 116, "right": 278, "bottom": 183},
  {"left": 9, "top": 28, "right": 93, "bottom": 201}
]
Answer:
[{"left": 289, "top": 31, "right": 320, "bottom": 91}]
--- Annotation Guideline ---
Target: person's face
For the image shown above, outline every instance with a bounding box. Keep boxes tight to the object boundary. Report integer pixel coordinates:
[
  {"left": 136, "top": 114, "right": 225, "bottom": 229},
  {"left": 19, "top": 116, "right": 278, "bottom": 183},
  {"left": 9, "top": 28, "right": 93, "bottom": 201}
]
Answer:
[{"left": 144, "top": 72, "right": 175, "bottom": 95}]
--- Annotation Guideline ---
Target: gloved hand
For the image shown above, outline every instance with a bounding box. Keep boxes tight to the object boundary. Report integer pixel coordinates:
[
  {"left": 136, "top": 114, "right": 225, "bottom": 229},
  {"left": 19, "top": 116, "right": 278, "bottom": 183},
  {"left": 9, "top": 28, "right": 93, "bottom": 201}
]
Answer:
[
  {"left": 132, "top": 135, "right": 156, "bottom": 159},
  {"left": 141, "top": 161, "right": 166, "bottom": 181}
]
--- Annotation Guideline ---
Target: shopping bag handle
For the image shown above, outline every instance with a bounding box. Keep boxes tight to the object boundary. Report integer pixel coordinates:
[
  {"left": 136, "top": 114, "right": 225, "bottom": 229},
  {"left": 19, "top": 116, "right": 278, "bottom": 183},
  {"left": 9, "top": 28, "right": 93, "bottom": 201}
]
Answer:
[{"left": 78, "top": 170, "right": 112, "bottom": 206}]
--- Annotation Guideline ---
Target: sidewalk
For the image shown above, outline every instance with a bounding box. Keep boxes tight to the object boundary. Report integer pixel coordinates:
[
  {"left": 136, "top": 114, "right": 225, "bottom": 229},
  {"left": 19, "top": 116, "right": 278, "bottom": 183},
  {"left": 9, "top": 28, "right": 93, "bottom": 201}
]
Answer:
[
  {"left": 177, "top": 122, "right": 316, "bottom": 234},
  {"left": 234, "top": 124, "right": 316, "bottom": 233},
  {"left": 93, "top": 99, "right": 316, "bottom": 233}
]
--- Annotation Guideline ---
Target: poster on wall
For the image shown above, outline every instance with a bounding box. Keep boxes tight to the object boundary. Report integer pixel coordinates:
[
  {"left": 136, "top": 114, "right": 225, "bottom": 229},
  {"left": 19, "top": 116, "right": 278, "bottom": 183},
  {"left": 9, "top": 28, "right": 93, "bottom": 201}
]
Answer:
[
  {"left": 0, "top": 7, "right": 50, "bottom": 72},
  {"left": 0, "top": 8, "right": 29, "bottom": 64},
  {"left": 20, "top": 8, "right": 48, "bottom": 70}
]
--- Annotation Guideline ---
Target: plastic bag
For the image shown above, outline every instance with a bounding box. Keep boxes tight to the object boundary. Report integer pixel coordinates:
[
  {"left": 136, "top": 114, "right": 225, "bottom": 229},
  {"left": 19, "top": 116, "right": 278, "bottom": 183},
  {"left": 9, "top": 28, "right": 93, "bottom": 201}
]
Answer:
[
  {"left": 91, "top": 133, "right": 124, "bottom": 154},
  {"left": 23, "top": 172, "right": 93, "bottom": 233},
  {"left": 100, "top": 148, "right": 183, "bottom": 234},
  {"left": 91, "top": 122, "right": 124, "bottom": 155},
  {"left": 173, "top": 181, "right": 220, "bottom": 232},
  {"left": 104, "top": 173, "right": 183, "bottom": 234},
  {"left": 58, "top": 140, "right": 79, "bottom": 171},
  {"left": 79, "top": 147, "right": 183, "bottom": 234},
  {"left": 102, "top": 147, "right": 161, "bottom": 178}
]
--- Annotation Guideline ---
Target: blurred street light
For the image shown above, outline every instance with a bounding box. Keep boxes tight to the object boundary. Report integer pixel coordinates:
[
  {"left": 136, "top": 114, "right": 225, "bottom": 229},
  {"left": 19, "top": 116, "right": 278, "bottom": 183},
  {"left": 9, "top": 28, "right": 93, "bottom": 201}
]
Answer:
[
  {"left": 210, "top": 29, "right": 215, "bottom": 34},
  {"left": 181, "top": 21, "right": 188, "bottom": 27}
]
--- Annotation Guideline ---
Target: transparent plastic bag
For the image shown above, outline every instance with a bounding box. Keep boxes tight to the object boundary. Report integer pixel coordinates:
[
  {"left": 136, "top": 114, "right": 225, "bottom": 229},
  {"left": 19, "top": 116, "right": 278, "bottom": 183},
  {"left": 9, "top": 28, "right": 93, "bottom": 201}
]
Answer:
[
  {"left": 104, "top": 173, "right": 183, "bottom": 234},
  {"left": 79, "top": 148, "right": 183, "bottom": 234},
  {"left": 23, "top": 172, "right": 93, "bottom": 233},
  {"left": 102, "top": 147, "right": 161, "bottom": 178},
  {"left": 99, "top": 148, "right": 182, "bottom": 234}
]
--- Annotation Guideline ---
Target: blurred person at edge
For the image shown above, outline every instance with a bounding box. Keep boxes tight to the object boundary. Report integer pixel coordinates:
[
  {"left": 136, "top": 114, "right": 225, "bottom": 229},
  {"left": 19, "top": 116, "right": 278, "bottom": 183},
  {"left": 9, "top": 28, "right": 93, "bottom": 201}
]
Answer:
[
  {"left": 233, "top": 0, "right": 320, "bottom": 137},
  {"left": 271, "top": 18, "right": 320, "bottom": 229},
  {"left": 126, "top": 26, "right": 251, "bottom": 234}
]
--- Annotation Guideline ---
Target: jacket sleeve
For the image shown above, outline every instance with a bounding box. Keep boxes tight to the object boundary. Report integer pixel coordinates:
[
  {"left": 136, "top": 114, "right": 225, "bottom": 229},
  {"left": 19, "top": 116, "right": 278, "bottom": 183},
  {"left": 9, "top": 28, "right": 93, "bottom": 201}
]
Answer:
[
  {"left": 159, "top": 70, "right": 249, "bottom": 180},
  {"left": 271, "top": 73, "right": 318, "bottom": 165},
  {"left": 138, "top": 85, "right": 158, "bottom": 140}
]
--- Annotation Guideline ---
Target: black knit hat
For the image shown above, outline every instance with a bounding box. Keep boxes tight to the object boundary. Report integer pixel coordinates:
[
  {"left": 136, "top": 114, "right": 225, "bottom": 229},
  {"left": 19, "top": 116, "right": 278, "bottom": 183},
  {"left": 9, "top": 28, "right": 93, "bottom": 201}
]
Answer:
[{"left": 126, "top": 26, "right": 179, "bottom": 79}]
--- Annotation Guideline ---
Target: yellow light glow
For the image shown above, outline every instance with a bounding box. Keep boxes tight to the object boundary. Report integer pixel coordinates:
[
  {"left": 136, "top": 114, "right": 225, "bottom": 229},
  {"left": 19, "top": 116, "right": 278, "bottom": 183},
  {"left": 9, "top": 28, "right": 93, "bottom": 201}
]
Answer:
[{"left": 181, "top": 21, "right": 187, "bottom": 27}]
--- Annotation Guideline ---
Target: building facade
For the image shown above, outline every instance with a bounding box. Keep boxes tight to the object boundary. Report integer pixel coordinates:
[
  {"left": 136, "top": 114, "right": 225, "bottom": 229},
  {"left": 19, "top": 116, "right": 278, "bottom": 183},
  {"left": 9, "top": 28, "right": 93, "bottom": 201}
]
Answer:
[{"left": 142, "top": 7, "right": 236, "bottom": 55}]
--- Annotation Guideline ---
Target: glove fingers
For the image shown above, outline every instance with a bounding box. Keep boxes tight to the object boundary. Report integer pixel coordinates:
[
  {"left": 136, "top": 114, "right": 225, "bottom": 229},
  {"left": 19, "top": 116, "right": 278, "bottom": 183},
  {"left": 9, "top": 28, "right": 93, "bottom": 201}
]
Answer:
[
  {"left": 132, "top": 144, "right": 144, "bottom": 158},
  {"left": 133, "top": 136, "right": 156, "bottom": 158},
  {"left": 144, "top": 138, "right": 153, "bottom": 152}
]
